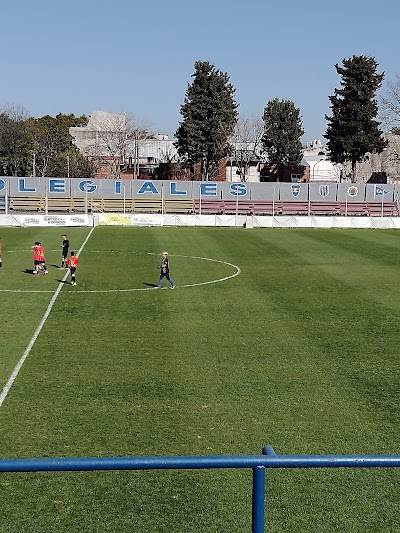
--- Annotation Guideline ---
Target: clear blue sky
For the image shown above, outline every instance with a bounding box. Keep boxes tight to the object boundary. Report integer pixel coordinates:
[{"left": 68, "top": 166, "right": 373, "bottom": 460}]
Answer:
[{"left": 2, "top": 0, "right": 399, "bottom": 142}]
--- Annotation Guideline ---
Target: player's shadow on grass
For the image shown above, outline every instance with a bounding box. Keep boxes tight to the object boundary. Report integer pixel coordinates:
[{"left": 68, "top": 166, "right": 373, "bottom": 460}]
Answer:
[
  {"left": 22, "top": 269, "right": 35, "bottom": 275},
  {"left": 56, "top": 279, "right": 72, "bottom": 285},
  {"left": 143, "top": 282, "right": 158, "bottom": 287}
]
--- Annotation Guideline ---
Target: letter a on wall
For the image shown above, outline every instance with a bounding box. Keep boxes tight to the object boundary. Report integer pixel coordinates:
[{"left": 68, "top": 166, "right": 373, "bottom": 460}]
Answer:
[{"left": 138, "top": 182, "right": 159, "bottom": 195}]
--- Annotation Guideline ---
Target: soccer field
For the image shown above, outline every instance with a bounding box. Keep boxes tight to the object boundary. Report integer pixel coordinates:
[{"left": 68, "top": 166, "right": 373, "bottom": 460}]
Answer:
[{"left": 0, "top": 226, "right": 399, "bottom": 532}]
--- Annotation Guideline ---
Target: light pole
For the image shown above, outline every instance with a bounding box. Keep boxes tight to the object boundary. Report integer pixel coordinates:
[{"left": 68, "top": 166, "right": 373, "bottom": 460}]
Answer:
[{"left": 312, "top": 157, "right": 324, "bottom": 182}]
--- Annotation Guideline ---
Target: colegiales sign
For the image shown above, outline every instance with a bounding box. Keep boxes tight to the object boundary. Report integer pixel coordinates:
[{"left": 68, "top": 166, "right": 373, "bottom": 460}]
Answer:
[
  {"left": 0, "top": 178, "right": 248, "bottom": 199},
  {"left": 0, "top": 178, "right": 399, "bottom": 202}
]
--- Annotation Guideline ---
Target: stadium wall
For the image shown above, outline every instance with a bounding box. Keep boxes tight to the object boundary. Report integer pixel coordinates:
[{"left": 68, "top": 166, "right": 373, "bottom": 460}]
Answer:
[{"left": 1, "top": 177, "right": 400, "bottom": 202}]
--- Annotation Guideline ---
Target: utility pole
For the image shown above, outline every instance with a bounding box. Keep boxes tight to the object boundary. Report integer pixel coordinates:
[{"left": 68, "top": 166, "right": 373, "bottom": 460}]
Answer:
[
  {"left": 32, "top": 152, "right": 36, "bottom": 177},
  {"left": 135, "top": 131, "right": 139, "bottom": 179},
  {"left": 132, "top": 131, "right": 139, "bottom": 179}
]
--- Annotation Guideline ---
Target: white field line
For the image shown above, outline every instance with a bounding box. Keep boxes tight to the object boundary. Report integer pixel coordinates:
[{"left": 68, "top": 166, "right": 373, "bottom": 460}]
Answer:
[
  {"left": 0, "top": 254, "right": 241, "bottom": 294},
  {"left": 0, "top": 227, "right": 95, "bottom": 409},
  {"left": 72, "top": 254, "right": 241, "bottom": 293},
  {"left": 0, "top": 289, "right": 55, "bottom": 293}
]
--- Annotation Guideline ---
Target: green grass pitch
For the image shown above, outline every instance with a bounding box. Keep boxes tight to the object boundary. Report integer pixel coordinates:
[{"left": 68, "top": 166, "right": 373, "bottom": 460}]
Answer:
[{"left": 0, "top": 226, "right": 399, "bottom": 532}]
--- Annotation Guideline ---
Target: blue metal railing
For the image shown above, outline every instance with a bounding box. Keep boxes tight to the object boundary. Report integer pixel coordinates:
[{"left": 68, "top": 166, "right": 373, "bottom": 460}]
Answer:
[{"left": 1, "top": 446, "right": 399, "bottom": 532}]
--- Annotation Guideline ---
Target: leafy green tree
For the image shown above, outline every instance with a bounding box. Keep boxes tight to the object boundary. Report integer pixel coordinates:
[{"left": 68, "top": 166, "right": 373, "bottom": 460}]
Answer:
[
  {"left": 0, "top": 109, "right": 92, "bottom": 178},
  {"left": 33, "top": 113, "right": 91, "bottom": 177},
  {"left": 175, "top": 61, "right": 238, "bottom": 180},
  {"left": 0, "top": 105, "right": 33, "bottom": 176},
  {"left": 51, "top": 148, "right": 94, "bottom": 179},
  {"left": 262, "top": 98, "right": 304, "bottom": 169},
  {"left": 325, "top": 55, "right": 387, "bottom": 182}
]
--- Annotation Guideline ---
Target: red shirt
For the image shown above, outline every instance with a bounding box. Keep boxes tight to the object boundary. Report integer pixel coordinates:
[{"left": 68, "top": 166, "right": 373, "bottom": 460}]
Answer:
[
  {"left": 67, "top": 256, "right": 79, "bottom": 268},
  {"left": 32, "top": 245, "right": 41, "bottom": 261},
  {"left": 37, "top": 245, "right": 45, "bottom": 262}
]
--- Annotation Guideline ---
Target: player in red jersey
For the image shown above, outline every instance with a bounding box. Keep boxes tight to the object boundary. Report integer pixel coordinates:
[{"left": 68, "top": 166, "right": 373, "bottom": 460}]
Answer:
[
  {"left": 32, "top": 242, "right": 41, "bottom": 275},
  {"left": 36, "top": 242, "right": 48, "bottom": 275},
  {"left": 32, "top": 241, "right": 48, "bottom": 275},
  {"left": 66, "top": 252, "right": 79, "bottom": 286}
]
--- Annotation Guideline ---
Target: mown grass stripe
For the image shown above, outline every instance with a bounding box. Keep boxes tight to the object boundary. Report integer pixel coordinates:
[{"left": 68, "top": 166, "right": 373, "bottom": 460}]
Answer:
[{"left": 0, "top": 227, "right": 95, "bottom": 408}]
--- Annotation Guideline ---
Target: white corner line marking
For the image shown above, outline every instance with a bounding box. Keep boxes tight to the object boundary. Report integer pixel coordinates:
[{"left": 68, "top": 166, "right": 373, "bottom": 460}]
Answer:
[{"left": 0, "top": 227, "right": 95, "bottom": 408}]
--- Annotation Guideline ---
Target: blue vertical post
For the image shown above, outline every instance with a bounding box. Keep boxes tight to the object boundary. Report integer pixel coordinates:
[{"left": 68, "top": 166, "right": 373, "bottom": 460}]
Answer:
[
  {"left": 254, "top": 444, "right": 277, "bottom": 532},
  {"left": 252, "top": 466, "right": 265, "bottom": 533},
  {"left": 262, "top": 445, "right": 276, "bottom": 457}
]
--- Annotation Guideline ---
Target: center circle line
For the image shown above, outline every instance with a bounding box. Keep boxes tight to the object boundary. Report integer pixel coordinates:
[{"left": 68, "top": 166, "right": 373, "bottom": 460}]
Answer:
[{"left": 0, "top": 254, "right": 241, "bottom": 294}]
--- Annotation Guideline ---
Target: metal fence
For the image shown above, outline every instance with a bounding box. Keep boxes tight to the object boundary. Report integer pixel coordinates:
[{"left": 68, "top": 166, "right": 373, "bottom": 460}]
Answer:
[{"left": 1, "top": 446, "right": 400, "bottom": 532}]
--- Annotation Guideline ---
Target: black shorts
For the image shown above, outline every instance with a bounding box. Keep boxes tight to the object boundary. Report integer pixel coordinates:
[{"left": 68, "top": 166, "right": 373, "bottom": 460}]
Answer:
[
  {"left": 62, "top": 249, "right": 69, "bottom": 259},
  {"left": 69, "top": 267, "right": 76, "bottom": 274}
]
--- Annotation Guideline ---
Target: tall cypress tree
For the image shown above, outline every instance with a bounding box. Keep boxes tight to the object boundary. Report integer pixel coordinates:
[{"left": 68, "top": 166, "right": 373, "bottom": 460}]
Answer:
[
  {"left": 262, "top": 98, "right": 304, "bottom": 169},
  {"left": 175, "top": 61, "right": 238, "bottom": 180},
  {"left": 325, "top": 55, "right": 387, "bottom": 182}
]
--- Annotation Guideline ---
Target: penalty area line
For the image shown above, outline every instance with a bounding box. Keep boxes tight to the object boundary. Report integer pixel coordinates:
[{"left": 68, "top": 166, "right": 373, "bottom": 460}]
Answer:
[{"left": 0, "top": 226, "right": 95, "bottom": 409}]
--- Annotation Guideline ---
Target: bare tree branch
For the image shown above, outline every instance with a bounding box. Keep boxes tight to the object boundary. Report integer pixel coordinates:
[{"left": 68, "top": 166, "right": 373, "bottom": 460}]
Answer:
[
  {"left": 229, "top": 115, "right": 265, "bottom": 181},
  {"left": 379, "top": 74, "right": 400, "bottom": 131},
  {"left": 81, "top": 111, "right": 153, "bottom": 178}
]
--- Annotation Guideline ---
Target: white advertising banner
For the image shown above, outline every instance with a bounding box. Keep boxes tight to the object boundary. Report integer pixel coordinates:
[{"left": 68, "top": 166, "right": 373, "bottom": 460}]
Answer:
[
  {"left": 292, "top": 216, "right": 313, "bottom": 228},
  {"left": 194, "top": 215, "right": 216, "bottom": 226},
  {"left": 131, "top": 214, "right": 163, "bottom": 226},
  {"left": 272, "top": 216, "right": 294, "bottom": 228},
  {"left": 331, "top": 217, "right": 352, "bottom": 228},
  {"left": 251, "top": 216, "right": 400, "bottom": 229},
  {"left": 253, "top": 216, "right": 274, "bottom": 228},
  {"left": 98, "top": 213, "right": 132, "bottom": 226},
  {"left": 216, "top": 215, "right": 245, "bottom": 227},
  {"left": 370, "top": 217, "right": 395, "bottom": 229},
  {"left": 311, "top": 216, "right": 333, "bottom": 228},
  {"left": 11, "top": 214, "right": 91, "bottom": 227},
  {"left": 175, "top": 215, "right": 196, "bottom": 226},
  {"left": 350, "top": 217, "right": 371, "bottom": 229},
  {"left": 390, "top": 217, "right": 400, "bottom": 228},
  {"left": 0, "top": 215, "right": 14, "bottom": 226},
  {"left": 162, "top": 215, "right": 181, "bottom": 226},
  {"left": 2, "top": 211, "right": 399, "bottom": 229}
]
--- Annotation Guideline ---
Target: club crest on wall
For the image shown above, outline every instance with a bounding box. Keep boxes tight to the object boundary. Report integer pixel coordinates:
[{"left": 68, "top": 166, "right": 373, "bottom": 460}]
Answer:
[
  {"left": 374, "top": 185, "right": 389, "bottom": 198},
  {"left": 291, "top": 184, "right": 301, "bottom": 197},
  {"left": 319, "top": 184, "right": 329, "bottom": 198},
  {"left": 347, "top": 186, "right": 358, "bottom": 197}
]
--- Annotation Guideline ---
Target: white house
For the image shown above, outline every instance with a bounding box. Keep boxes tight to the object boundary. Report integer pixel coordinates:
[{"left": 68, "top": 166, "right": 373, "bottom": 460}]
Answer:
[{"left": 302, "top": 140, "right": 341, "bottom": 182}]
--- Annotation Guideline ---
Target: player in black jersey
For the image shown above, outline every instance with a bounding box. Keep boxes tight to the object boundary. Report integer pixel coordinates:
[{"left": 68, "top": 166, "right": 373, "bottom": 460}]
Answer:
[{"left": 61, "top": 234, "right": 69, "bottom": 268}]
